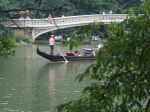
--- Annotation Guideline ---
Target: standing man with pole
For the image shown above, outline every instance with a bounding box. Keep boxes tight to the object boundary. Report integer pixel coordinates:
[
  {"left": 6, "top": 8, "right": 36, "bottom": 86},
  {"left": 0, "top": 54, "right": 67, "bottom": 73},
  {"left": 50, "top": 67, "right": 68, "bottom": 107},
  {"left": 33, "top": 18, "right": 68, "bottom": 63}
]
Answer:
[
  {"left": 49, "top": 34, "right": 68, "bottom": 62},
  {"left": 49, "top": 35, "right": 55, "bottom": 55}
]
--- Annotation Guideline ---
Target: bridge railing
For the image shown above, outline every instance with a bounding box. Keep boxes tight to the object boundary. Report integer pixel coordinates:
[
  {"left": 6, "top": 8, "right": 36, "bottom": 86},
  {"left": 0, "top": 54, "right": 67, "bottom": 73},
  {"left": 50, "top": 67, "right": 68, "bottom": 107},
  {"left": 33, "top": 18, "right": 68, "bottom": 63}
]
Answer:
[{"left": 1, "top": 14, "right": 128, "bottom": 28}]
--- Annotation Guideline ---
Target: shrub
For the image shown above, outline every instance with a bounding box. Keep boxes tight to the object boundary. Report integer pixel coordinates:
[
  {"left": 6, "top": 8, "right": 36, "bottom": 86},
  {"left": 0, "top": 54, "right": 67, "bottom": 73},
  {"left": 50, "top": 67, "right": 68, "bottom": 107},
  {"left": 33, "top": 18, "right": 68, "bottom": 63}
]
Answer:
[{"left": 14, "top": 35, "right": 32, "bottom": 43}]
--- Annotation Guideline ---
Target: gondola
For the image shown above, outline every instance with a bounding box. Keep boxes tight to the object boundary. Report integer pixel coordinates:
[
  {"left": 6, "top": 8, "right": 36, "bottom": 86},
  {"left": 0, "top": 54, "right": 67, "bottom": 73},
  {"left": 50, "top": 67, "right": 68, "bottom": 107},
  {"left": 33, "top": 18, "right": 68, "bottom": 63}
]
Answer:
[{"left": 37, "top": 47, "right": 95, "bottom": 62}]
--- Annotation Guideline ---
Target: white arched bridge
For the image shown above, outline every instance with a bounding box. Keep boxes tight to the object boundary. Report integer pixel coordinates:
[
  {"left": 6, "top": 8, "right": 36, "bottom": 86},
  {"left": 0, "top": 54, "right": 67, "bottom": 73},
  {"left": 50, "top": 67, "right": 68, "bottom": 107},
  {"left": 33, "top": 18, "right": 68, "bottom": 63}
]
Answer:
[{"left": 1, "top": 14, "right": 128, "bottom": 40}]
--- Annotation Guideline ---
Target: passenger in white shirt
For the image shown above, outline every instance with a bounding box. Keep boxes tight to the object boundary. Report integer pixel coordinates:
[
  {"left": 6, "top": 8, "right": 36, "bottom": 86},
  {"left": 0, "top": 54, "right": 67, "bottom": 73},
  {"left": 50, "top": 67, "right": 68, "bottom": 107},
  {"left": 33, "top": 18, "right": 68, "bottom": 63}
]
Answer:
[{"left": 98, "top": 43, "right": 103, "bottom": 50}]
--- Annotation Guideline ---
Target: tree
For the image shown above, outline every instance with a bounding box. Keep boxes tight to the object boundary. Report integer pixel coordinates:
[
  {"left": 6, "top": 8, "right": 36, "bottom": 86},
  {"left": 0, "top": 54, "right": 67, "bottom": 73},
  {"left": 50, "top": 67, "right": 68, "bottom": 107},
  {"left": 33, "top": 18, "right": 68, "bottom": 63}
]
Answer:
[
  {"left": 0, "top": 0, "right": 66, "bottom": 59},
  {"left": 0, "top": 26, "right": 16, "bottom": 59},
  {"left": 0, "top": 0, "right": 33, "bottom": 59},
  {"left": 57, "top": 0, "right": 150, "bottom": 112}
]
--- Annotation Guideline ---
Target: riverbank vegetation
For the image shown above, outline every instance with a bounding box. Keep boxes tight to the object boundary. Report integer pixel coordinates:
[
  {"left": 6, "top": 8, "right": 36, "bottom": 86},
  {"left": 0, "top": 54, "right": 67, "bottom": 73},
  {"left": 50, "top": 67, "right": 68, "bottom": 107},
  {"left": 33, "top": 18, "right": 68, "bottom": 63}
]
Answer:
[{"left": 14, "top": 35, "right": 32, "bottom": 44}]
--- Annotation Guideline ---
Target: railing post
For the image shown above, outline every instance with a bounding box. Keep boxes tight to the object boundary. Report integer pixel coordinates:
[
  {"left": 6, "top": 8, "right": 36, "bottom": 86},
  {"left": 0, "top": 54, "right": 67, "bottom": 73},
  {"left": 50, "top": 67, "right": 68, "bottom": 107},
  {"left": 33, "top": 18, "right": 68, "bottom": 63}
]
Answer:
[
  {"left": 25, "top": 17, "right": 32, "bottom": 27},
  {"left": 32, "top": 28, "right": 35, "bottom": 40}
]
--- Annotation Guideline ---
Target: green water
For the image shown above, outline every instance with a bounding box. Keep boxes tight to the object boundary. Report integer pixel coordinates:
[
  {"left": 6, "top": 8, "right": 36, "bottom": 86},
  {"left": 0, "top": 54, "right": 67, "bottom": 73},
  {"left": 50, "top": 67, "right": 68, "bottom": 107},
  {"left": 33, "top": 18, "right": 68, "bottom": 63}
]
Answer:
[{"left": 0, "top": 42, "right": 98, "bottom": 112}]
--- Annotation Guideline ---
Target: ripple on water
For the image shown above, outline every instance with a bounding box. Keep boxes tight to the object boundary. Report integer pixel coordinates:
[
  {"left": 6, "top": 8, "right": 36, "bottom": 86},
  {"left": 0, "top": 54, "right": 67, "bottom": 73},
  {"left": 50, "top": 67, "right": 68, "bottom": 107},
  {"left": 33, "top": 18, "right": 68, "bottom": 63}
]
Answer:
[
  {"left": 74, "top": 91, "right": 81, "bottom": 93},
  {"left": 2, "top": 96, "right": 10, "bottom": 98},
  {"left": 2, "top": 108, "right": 24, "bottom": 112},
  {"left": 0, "top": 102, "right": 8, "bottom": 105},
  {"left": 64, "top": 91, "right": 70, "bottom": 93},
  {"left": 63, "top": 98, "right": 68, "bottom": 100}
]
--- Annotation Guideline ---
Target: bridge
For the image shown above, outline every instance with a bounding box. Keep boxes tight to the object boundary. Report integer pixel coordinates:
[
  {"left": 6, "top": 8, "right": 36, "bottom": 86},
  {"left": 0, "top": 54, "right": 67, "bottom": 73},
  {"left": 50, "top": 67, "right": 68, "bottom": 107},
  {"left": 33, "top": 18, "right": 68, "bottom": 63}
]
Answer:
[{"left": 1, "top": 14, "right": 128, "bottom": 40}]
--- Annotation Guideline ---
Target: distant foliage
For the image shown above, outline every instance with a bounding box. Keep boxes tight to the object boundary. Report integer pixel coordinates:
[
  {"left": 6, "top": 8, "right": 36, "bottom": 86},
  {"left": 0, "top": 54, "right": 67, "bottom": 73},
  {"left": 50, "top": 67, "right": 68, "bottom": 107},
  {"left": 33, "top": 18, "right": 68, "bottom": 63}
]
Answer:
[{"left": 14, "top": 35, "right": 32, "bottom": 43}]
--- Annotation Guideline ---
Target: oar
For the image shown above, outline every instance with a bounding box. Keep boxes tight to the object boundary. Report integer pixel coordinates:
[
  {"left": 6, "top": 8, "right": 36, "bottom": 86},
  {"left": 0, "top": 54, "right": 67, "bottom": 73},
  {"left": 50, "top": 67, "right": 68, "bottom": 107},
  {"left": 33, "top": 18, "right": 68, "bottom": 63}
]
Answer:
[{"left": 55, "top": 45, "right": 68, "bottom": 62}]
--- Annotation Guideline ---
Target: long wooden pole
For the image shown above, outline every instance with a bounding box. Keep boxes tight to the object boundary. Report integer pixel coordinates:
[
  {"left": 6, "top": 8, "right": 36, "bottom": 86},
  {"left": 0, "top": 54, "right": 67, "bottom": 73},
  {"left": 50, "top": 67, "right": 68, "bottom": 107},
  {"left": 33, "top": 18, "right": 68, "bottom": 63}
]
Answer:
[{"left": 55, "top": 45, "right": 68, "bottom": 62}]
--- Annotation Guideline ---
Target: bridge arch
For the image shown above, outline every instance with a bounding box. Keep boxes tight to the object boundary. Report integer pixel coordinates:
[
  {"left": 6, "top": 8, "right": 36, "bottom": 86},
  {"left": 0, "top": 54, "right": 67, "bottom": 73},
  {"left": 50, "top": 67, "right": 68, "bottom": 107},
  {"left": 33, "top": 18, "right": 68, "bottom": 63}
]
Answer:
[
  {"left": 1, "top": 14, "right": 128, "bottom": 41},
  {"left": 33, "top": 23, "right": 89, "bottom": 40}
]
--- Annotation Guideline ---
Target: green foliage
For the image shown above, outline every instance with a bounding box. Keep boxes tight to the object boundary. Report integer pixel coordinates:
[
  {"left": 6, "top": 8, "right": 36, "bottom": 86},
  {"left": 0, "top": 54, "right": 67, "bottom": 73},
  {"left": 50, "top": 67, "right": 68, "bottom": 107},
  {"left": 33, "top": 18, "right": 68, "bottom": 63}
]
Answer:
[
  {"left": 57, "top": 0, "right": 150, "bottom": 112},
  {"left": 0, "top": 25, "right": 16, "bottom": 59},
  {"left": 0, "top": 33, "right": 16, "bottom": 59},
  {"left": 14, "top": 35, "right": 32, "bottom": 43}
]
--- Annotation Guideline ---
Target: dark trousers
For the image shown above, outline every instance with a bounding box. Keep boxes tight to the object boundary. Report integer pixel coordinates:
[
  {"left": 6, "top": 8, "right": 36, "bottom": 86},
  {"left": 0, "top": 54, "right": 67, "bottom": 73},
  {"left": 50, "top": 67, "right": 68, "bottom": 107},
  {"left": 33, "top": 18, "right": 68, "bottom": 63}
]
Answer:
[{"left": 50, "top": 45, "right": 54, "bottom": 55}]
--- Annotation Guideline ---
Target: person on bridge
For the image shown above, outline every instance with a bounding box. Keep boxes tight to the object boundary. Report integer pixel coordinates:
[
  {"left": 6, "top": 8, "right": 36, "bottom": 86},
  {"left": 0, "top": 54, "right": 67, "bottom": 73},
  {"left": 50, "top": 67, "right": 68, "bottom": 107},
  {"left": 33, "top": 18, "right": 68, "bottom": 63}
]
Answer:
[
  {"left": 99, "top": 10, "right": 103, "bottom": 14},
  {"left": 109, "top": 10, "right": 113, "bottom": 14},
  {"left": 49, "top": 35, "right": 56, "bottom": 55},
  {"left": 99, "top": 10, "right": 105, "bottom": 14},
  {"left": 48, "top": 14, "right": 52, "bottom": 19}
]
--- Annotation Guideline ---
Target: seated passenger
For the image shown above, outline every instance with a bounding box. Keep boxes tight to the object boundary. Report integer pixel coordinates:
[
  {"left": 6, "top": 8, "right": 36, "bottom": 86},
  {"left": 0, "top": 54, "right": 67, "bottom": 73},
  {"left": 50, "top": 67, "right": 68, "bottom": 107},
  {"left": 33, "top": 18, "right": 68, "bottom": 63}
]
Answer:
[
  {"left": 98, "top": 43, "right": 103, "bottom": 50},
  {"left": 74, "top": 51, "right": 81, "bottom": 56},
  {"left": 92, "top": 47, "right": 98, "bottom": 56},
  {"left": 66, "top": 51, "right": 75, "bottom": 56},
  {"left": 92, "top": 49, "right": 96, "bottom": 56}
]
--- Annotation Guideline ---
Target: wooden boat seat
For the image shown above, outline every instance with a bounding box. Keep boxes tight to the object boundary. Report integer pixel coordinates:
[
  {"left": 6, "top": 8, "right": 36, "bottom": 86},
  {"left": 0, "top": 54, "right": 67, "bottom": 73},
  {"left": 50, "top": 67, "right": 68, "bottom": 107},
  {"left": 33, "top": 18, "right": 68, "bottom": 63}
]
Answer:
[{"left": 66, "top": 52, "right": 75, "bottom": 56}]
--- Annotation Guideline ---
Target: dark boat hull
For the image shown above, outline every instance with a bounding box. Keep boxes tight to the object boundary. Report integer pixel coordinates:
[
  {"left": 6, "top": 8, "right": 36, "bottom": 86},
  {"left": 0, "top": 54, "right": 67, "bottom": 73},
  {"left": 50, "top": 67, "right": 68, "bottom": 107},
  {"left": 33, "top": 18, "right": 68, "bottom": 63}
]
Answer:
[{"left": 37, "top": 47, "right": 95, "bottom": 61}]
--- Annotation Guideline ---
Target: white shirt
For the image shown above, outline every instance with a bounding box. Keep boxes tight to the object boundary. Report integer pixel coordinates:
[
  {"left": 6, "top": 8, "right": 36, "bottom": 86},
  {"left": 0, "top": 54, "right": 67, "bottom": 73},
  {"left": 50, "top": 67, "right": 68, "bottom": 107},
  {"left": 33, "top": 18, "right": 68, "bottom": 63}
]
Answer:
[{"left": 98, "top": 43, "right": 102, "bottom": 49}]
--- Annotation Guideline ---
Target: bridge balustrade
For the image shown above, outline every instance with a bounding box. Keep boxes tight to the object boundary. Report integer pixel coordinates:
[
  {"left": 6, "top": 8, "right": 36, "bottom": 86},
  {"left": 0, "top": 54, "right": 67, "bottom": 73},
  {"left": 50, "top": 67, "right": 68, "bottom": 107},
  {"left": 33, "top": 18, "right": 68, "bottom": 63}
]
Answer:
[
  {"left": 0, "top": 14, "right": 128, "bottom": 40},
  {"left": 1, "top": 14, "right": 127, "bottom": 28}
]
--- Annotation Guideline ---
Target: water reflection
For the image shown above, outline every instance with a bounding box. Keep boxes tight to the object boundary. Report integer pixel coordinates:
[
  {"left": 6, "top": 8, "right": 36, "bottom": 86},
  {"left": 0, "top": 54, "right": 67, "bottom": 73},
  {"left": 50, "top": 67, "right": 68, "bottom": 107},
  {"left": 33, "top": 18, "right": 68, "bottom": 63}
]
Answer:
[
  {"left": 49, "top": 67, "right": 55, "bottom": 107},
  {"left": 0, "top": 44, "right": 93, "bottom": 112},
  {"left": 64, "top": 61, "right": 81, "bottom": 73},
  {"left": 33, "top": 64, "right": 52, "bottom": 112},
  {"left": 33, "top": 61, "right": 92, "bottom": 112}
]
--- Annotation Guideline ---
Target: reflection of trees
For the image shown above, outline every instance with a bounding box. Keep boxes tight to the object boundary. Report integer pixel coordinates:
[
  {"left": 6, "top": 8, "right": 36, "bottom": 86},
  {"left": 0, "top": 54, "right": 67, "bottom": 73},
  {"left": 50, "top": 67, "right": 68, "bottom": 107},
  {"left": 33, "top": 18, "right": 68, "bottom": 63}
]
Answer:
[
  {"left": 65, "top": 61, "right": 92, "bottom": 73},
  {"left": 49, "top": 67, "right": 55, "bottom": 103},
  {"left": 32, "top": 61, "right": 91, "bottom": 112},
  {"left": 33, "top": 63, "right": 51, "bottom": 111},
  {"left": 33, "top": 62, "right": 64, "bottom": 112},
  {"left": 65, "top": 62, "right": 81, "bottom": 72}
]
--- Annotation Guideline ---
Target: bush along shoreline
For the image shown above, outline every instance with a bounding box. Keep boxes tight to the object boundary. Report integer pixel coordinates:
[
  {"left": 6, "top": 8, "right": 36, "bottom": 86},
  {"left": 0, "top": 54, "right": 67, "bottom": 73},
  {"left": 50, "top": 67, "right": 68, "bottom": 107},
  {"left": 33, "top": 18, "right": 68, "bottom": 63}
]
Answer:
[{"left": 14, "top": 35, "right": 32, "bottom": 45}]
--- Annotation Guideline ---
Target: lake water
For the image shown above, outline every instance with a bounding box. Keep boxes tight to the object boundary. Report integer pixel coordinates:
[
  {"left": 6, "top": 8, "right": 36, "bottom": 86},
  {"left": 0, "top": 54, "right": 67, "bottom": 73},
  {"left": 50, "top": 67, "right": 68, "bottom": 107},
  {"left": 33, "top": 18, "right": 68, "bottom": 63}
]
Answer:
[{"left": 0, "top": 41, "right": 99, "bottom": 112}]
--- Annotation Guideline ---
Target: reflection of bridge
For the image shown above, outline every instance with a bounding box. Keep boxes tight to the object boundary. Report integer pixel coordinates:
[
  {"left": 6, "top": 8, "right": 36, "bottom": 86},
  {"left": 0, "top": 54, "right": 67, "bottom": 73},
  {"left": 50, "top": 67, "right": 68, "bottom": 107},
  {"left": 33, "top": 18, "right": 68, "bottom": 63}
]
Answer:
[{"left": 1, "top": 14, "right": 127, "bottom": 40}]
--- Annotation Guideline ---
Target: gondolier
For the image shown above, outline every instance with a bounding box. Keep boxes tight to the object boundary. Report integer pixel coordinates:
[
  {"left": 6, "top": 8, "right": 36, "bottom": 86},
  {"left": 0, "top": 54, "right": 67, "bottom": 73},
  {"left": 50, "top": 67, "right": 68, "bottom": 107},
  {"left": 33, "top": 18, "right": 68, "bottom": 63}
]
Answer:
[{"left": 49, "top": 35, "right": 56, "bottom": 55}]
